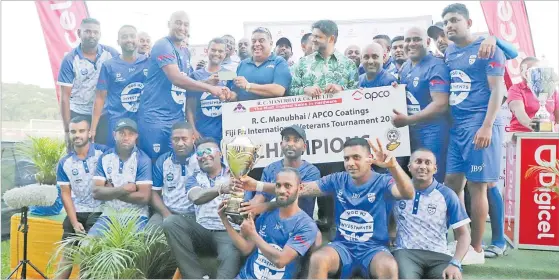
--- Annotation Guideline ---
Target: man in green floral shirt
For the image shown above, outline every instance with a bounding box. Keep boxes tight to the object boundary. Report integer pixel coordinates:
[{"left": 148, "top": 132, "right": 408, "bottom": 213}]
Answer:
[{"left": 290, "top": 20, "right": 358, "bottom": 96}]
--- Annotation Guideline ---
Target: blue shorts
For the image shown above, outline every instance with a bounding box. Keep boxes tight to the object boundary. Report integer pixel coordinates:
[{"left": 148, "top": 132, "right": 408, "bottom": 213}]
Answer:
[
  {"left": 328, "top": 241, "right": 391, "bottom": 279},
  {"left": 138, "top": 121, "right": 173, "bottom": 160},
  {"left": 410, "top": 128, "right": 449, "bottom": 182},
  {"left": 88, "top": 215, "right": 148, "bottom": 237},
  {"left": 446, "top": 124, "right": 503, "bottom": 182}
]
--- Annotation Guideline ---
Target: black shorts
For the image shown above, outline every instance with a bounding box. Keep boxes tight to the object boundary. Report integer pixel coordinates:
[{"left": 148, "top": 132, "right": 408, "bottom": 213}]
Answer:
[{"left": 62, "top": 212, "right": 102, "bottom": 240}]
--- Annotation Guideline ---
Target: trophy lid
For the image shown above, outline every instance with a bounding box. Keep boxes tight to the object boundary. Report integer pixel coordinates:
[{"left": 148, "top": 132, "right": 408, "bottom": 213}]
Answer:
[{"left": 230, "top": 127, "right": 255, "bottom": 147}]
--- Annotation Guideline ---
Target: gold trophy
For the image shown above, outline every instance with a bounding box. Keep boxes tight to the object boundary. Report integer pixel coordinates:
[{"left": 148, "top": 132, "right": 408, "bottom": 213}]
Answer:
[
  {"left": 526, "top": 67, "right": 558, "bottom": 132},
  {"left": 222, "top": 127, "right": 260, "bottom": 224}
]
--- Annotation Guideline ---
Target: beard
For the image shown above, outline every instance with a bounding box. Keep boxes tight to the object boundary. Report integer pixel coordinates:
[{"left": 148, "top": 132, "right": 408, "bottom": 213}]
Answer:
[{"left": 275, "top": 192, "right": 298, "bottom": 207}]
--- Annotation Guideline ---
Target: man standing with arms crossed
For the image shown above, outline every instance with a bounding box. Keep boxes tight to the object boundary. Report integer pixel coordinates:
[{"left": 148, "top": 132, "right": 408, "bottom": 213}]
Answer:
[
  {"left": 392, "top": 27, "right": 451, "bottom": 183},
  {"left": 442, "top": 3, "right": 507, "bottom": 263},
  {"left": 238, "top": 138, "right": 414, "bottom": 279},
  {"left": 220, "top": 167, "right": 319, "bottom": 279},
  {"left": 58, "top": 18, "right": 119, "bottom": 147},
  {"left": 137, "top": 11, "right": 230, "bottom": 160},
  {"left": 92, "top": 25, "right": 148, "bottom": 147}
]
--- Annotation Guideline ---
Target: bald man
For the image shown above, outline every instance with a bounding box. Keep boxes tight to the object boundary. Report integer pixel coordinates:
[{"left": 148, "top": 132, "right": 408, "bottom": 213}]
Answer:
[
  {"left": 137, "top": 32, "right": 152, "bottom": 56},
  {"left": 358, "top": 43, "right": 397, "bottom": 88},
  {"left": 344, "top": 45, "right": 361, "bottom": 67},
  {"left": 138, "top": 11, "right": 232, "bottom": 160},
  {"left": 392, "top": 27, "right": 451, "bottom": 182},
  {"left": 237, "top": 38, "right": 250, "bottom": 60}
]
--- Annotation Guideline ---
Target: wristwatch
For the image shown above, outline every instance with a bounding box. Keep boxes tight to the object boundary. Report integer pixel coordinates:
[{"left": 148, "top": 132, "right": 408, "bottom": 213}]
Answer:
[
  {"left": 245, "top": 83, "right": 252, "bottom": 91},
  {"left": 449, "top": 258, "right": 462, "bottom": 271}
]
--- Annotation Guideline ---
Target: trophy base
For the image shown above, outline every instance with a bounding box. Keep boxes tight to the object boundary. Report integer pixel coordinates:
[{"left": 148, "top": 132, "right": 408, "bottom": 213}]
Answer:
[{"left": 535, "top": 121, "right": 554, "bottom": 132}]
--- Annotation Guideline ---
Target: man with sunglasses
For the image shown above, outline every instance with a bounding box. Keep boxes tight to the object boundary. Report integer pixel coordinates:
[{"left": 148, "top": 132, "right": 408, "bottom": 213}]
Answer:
[
  {"left": 148, "top": 122, "right": 199, "bottom": 230},
  {"left": 137, "top": 11, "right": 232, "bottom": 161},
  {"left": 167, "top": 137, "right": 241, "bottom": 278}
]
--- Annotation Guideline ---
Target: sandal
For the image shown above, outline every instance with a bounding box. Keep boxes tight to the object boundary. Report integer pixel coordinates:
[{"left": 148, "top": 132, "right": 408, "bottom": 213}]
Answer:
[{"left": 484, "top": 244, "right": 508, "bottom": 258}]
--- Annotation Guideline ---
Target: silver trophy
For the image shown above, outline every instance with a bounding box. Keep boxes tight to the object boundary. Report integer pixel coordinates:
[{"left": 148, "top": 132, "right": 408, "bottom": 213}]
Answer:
[{"left": 526, "top": 67, "right": 558, "bottom": 132}]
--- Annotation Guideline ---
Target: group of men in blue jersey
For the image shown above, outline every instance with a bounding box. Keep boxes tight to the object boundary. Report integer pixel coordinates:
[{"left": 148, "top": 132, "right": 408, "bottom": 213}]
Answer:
[{"left": 54, "top": 2, "right": 519, "bottom": 279}]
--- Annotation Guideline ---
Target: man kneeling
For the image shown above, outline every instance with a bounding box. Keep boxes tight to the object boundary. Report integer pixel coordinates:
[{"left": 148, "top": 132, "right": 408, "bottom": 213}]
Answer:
[{"left": 219, "top": 167, "right": 319, "bottom": 279}]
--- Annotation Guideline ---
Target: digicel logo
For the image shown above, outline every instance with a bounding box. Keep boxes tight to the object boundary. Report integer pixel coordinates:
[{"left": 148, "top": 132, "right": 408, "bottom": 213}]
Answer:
[{"left": 532, "top": 144, "right": 558, "bottom": 240}]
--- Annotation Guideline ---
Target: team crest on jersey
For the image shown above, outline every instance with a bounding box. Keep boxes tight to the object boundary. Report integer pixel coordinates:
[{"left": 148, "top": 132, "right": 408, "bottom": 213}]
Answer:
[
  {"left": 143, "top": 69, "right": 148, "bottom": 76},
  {"left": 367, "top": 193, "right": 376, "bottom": 203},
  {"left": 427, "top": 203, "right": 437, "bottom": 215},
  {"left": 80, "top": 68, "right": 88, "bottom": 75},
  {"left": 107, "top": 167, "right": 113, "bottom": 174},
  {"left": 258, "top": 225, "right": 267, "bottom": 237},
  {"left": 166, "top": 172, "right": 174, "bottom": 181},
  {"left": 153, "top": 144, "right": 160, "bottom": 153},
  {"left": 468, "top": 55, "right": 477, "bottom": 65},
  {"left": 71, "top": 169, "right": 79, "bottom": 176},
  {"left": 385, "top": 128, "right": 401, "bottom": 151},
  {"left": 399, "top": 200, "right": 406, "bottom": 210},
  {"left": 413, "top": 77, "right": 419, "bottom": 87}
]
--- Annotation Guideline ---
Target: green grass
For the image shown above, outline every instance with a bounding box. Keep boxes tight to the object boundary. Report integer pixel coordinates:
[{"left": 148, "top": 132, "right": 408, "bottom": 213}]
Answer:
[{"left": 2, "top": 240, "right": 10, "bottom": 278}]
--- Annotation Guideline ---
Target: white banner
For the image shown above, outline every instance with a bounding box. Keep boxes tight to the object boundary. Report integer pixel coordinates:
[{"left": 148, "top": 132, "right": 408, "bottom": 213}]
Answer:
[
  {"left": 243, "top": 16, "right": 432, "bottom": 62},
  {"left": 221, "top": 85, "right": 410, "bottom": 168}
]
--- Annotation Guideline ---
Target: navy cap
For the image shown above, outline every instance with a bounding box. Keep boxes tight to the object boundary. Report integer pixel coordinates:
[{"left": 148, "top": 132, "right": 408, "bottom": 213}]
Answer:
[
  {"left": 280, "top": 125, "right": 306, "bottom": 141},
  {"left": 114, "top": 118, "right": 138, "bottom": 133},
  {"left": 427, "top": 21, "right": 445, "bottom": 39}
]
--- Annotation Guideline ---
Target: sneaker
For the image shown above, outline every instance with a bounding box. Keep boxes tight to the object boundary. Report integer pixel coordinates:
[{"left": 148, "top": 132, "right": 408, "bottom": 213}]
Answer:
[
  {"left": 484, "top": 244, "right": 508, "bottom": 258},
  {"left": 462, "top": 246, "right": 485, "bottom": 265}
]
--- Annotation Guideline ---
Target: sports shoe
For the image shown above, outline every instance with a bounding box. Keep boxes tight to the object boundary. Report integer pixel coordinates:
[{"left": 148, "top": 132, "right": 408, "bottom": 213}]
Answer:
[
  {"left": 462, "top": 246, "right": 485, "bottom": 265},
  {"left": 484, "top": 244, "right": 508, "bottom": 258}
]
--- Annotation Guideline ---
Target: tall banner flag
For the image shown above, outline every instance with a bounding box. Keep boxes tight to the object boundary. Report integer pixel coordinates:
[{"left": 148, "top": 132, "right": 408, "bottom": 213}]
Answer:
[
  {"left": 35, "top": 1, "right": 90, "bottom": 100},
  {"left": 480, "top": 0, "right": 536, "bottom": 88}
]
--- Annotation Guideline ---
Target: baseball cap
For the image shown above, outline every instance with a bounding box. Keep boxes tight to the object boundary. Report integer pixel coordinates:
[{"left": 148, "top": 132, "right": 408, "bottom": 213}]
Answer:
[
  {"left": 114, "top": 118, "right": 138, "bottom": 133},
  {"left": 427, "top": 21, "right": 445, "bottom": 40},
  {"left": 276, "top": 37, "right": 292, "bottom": 49},
  {"left": 280, "top": 125, "right": 306, "bottom": 141}
]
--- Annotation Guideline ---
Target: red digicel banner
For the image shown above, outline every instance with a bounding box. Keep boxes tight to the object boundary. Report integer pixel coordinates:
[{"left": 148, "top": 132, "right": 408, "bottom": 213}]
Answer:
[
  {"left": 518, "top": 138, "right": 559, "bottom": 247},
  {"left": 35, "top": 1, "right": 90, "bottom": 100},
  {"left": 480, "top": 0, "right": 536, "bottom": 87}
]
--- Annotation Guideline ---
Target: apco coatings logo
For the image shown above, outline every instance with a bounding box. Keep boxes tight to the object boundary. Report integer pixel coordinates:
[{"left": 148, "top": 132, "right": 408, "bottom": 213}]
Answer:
[{"left": 352, "top": 88, "right": 390, "bottom": 102}]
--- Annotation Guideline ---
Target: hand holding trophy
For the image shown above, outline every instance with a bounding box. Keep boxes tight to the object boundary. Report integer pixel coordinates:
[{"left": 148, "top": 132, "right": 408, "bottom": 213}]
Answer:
[
  {"left": 221, "top": 127, "right": 261, "bottom": 225},
  {"left": 526, "top": 66, "right": 559, "bottom": 132}
]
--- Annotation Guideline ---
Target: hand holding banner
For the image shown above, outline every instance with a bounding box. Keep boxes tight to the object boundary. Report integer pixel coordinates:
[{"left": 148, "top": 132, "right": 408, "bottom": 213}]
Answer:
[{"left": 221, "top": 85, "right": 411, "bottom": 168}]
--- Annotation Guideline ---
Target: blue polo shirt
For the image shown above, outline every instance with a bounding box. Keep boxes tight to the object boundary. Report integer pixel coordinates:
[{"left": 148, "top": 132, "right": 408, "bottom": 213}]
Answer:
[
  {"left": 230, "top": 54, "right": 292, "bottom": 101},
  {"left": 358, "top": 68, "right": 398, "bottom": 88}
]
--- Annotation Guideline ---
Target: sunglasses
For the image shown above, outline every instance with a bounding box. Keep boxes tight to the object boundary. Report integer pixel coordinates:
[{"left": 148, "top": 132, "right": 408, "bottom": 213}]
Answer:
[{"left": 196, "top": 147, "right": 219, "bottom": 158}]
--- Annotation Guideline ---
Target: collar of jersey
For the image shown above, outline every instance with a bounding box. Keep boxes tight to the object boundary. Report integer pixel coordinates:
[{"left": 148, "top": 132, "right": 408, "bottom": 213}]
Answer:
[
  {"left": 76, "top": 44, "right": 103, "bottom": 61},
  {"left": 313, "top": 50, "right": 343, "bottom": 61},
  {"left": 247, "top": 53, "right": 277, "bottom": 66},
  {"left": 416, "top": 178, "right": 439, "bottom": 196},
  {"left": 70, "top": 142, "right": 97, "bottom": 161},
  {"left": 170, "top": 150, "right": 194, "bottom": 165}
]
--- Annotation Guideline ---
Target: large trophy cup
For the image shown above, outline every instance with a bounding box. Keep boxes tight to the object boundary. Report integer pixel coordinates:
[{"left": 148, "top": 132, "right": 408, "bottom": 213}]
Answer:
[
  {"left": 222, "top": 128, "right": 260, "bottom": 224},
  {"left": 526, "top": 67, "right": 559, "bottom": 132}
]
